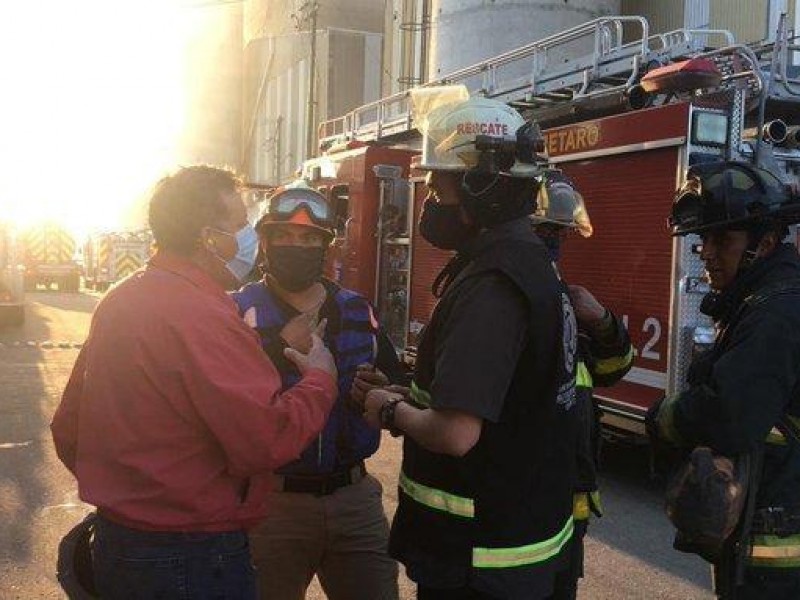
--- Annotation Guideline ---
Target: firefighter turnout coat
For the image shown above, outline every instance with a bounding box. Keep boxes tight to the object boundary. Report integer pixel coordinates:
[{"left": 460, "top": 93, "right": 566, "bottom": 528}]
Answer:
[
  {"left": 659, "top": 244, "right": 800, "bottom": 587},
  {"left": 389, "top": 218, "right": 580, "bottom": 599},
  {"left": 573, "top": 312, "right": 633, "bottom": 520}
]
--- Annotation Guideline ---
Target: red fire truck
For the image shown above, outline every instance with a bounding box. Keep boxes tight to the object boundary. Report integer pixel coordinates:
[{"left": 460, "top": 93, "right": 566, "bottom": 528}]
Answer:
[{"left": 293, "top": 16, "right": 800, "bottom": 440}]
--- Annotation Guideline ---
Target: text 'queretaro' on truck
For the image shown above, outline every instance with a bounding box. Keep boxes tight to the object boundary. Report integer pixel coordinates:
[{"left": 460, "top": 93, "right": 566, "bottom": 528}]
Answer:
[{"left": 283, "top": 14, "right": 800, "bottom": 442}]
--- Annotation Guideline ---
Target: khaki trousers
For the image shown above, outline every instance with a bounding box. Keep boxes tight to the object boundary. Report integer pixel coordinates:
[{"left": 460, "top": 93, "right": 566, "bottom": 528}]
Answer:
[{"left": 249, "top": 474, "right": 398, "bottom": 600}]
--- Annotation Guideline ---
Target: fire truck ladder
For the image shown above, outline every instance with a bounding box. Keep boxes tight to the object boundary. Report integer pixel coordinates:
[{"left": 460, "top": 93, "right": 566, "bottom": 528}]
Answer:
[
  {"left": 748, "top": 12, "right": 800, "bottom": 101},
  {"left": 317, "top": 15, "right": 790, "bottom": 148}
]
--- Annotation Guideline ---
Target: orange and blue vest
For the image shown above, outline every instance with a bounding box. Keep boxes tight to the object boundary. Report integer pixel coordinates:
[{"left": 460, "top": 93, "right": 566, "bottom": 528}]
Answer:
[{"left": 232, "top": 278, "right": 380, "bottom": 475}]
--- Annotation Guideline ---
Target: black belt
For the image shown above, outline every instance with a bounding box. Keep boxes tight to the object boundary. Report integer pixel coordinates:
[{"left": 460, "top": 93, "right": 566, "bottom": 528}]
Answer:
[
  {"left": 275, "top": 462, "right": 367, "bottom": 496},
  {"left": 751, "top": 506, "right": 800, "bottom": 536}
]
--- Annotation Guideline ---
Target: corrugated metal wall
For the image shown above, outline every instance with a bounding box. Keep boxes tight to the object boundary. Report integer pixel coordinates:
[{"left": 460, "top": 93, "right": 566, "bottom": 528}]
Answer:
[
  {"left": 244, "top": 29, "right": 382, "bottom": 186},
  {"left": 620, "top": 0, "right": 795, "bottom": 44},
  {"left": 621, "top": 0, "right": 683, "bottom": 36},
  {"left": 711, "top": 0, "right": 770, "bottom": 43}
]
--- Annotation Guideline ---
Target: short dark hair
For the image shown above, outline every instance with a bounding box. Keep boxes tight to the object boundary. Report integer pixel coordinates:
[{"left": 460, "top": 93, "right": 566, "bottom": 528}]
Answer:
[{"left": 148, "top": 165, "right": 241, "bottom": 255}]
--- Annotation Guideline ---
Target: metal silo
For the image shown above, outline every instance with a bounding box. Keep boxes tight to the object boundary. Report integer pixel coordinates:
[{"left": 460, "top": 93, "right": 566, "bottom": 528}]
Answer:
[{"left": 428, "top": 0, "right": 622, "bottom": 80}]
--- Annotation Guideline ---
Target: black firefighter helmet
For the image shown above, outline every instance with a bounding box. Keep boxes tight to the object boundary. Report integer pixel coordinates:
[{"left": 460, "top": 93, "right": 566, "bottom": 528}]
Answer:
[{"left": 669, "top": 161, "right": 800, "bottom": 237}]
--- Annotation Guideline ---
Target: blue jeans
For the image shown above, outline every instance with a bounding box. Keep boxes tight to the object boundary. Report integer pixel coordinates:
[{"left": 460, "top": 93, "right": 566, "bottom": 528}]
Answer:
[{"left": 92, "top": 514, "right": 256, "bottom": 599}]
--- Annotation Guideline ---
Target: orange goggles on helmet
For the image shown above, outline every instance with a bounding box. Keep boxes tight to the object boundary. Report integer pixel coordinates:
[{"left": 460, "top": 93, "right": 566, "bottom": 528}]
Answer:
[{"left": 258, "top": 188, "right": 335, "bottom": 234}]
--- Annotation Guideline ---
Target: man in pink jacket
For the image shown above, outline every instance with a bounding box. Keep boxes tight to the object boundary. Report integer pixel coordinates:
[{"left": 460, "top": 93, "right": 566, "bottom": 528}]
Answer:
[{"left": 52, "top": 165, "right": 338, "bottom": 599}]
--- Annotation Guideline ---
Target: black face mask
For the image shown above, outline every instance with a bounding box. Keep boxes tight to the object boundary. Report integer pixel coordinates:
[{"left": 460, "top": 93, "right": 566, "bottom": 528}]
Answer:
[
  {"left": 265, "top": 246, "right": 326, "bottom": 292},
  {"left": 418, "top": 198, "right": 475, "bottom": 250}
]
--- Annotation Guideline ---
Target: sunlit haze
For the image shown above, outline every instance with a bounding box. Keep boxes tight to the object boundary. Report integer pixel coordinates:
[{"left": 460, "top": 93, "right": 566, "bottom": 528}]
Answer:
[{"left": 0, "top": 1, "right": 206, "bottom": 241}]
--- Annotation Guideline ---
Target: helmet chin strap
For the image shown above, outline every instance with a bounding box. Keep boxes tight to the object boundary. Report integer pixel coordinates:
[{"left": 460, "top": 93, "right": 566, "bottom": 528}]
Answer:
[
  {"left": 461, "top": 170, "right": 501, "bottom": 199},
  {"left": 735, "top": 230, "right": 765, "bottom": 274}
]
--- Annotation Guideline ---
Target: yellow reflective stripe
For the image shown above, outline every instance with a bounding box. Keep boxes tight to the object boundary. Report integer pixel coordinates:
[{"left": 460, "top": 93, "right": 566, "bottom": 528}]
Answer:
[
  {"left": 473, "top": 516, "right": 574, "bottom": 569},
  {"left": 593, "top": 347, "right": 634, "bottom": 376},
  {"left": 573, "top": 493, "right": 590, "bottom": 521},
  {"left": 409, "top": 381, "right": 431, "bottom": 408},
  {"left": 573, "top": 491, "right": 603, "bottom": 520},
  {"left": 766, "top": 427, "right": 787, "bottom": 446},
  {"left": 764, "top": 415, "right": 800, "bottom": 445},
  {"left": 576, "top": 362, "right": 592, "bottom": 388},
  {"left": 399, "top": 471, "right": 474, "bottom": 518},
  {"left": 749, "top": 534, "right": 800, "bottom": 567}
]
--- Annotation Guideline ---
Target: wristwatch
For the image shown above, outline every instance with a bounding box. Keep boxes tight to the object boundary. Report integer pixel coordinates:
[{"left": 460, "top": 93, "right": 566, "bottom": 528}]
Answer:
[{"left": 379, "top": 397, "right": 404, "bottom": 437}]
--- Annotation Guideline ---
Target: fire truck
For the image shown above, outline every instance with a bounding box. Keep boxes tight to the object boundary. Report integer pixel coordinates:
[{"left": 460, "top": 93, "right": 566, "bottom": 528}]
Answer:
[
  {"left": 0, "top": 222, "right": 24, "bottom": 326},
  {"left": 293, "top": 15, "right": 800, "bottom": 440},
  {"left": 21, "top": 222, "right": 81, "bottom": 292},
  {"left": 83, "top": 230, "right": 152, "bottom": 292}
]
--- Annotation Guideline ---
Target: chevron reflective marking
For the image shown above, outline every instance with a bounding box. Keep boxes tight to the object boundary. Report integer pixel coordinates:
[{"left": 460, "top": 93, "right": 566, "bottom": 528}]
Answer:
[
  {"left": 114, "top": 251, "right": 144, "bottom": 278},
  {"left": 98, "top": 238, "right": 110, "bottom": 271}
]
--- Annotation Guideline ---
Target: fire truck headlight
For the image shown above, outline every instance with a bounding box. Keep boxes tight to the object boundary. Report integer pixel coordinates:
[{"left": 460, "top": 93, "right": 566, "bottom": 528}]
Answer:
[{"left": 691, "top": 112, "right": 728, "bottom": 147}]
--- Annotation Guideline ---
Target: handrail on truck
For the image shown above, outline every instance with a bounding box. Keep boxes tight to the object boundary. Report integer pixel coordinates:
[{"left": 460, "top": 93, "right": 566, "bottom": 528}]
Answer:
[{"left": 317, "top": 14, "right": 797, "bottom": 150}]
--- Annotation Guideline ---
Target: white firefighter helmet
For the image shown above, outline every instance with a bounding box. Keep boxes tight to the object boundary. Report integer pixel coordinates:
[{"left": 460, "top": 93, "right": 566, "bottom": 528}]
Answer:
[
  {"left": 531, "top": 169, "right": 593, "bottom": 237},
  {"left": 411, "top": 85, "right": 542, "bottom": 177}
]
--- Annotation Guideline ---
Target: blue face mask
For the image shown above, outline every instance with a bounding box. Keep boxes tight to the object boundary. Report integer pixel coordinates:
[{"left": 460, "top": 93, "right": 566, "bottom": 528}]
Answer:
[{"left": 212, "top": 224, "right": 259, "bottom": 283}]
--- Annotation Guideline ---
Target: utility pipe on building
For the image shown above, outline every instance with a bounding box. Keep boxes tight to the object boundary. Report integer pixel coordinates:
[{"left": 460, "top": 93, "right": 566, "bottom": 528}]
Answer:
[{"left": 293, "top": 0, "right": 319, "bottom": 159}]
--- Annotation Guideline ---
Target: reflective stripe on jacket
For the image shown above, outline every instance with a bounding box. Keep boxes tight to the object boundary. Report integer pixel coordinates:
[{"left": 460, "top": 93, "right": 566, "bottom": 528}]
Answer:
[
  {"left": 398, "top": 469, "right": 575, "bottom": 569},
  {"left": 749, "top": 534, "right": 800, "bottom": 568}
]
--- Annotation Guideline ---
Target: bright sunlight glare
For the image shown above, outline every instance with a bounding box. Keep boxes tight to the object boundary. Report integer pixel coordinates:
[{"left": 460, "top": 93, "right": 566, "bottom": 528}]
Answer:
[{"left": 0, "top": 1, "right": 201, "bottom": 241}]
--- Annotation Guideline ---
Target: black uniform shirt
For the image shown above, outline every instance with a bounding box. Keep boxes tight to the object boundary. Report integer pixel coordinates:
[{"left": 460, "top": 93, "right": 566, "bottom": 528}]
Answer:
[{"left": 428, "top": 271, "right": 529, "bottom": 421}]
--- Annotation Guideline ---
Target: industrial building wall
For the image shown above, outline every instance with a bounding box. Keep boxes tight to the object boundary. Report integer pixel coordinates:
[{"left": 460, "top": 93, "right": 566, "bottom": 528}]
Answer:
[
  {"left": 244, "top": 33, "right": 309, "bottom": 186},
  {"left": 244, "top": 28, "right": 382, "bottom": 186},
  {"left": 427, "top": 0, "right": 621, "bottom": 79},
  {"left": 620, "top": 0, "right": 683, "bottom": 36},
  {"left": 242, "top": 0, "right": 384, "bottom": 186},
  {"left": 382, "top": 0, "right": 431, "bottom": 97},
  {"left": 620, "top": 0, "right": 795, "bottom": 43},
  {"left": 711, "top": 0, "right": 770, "bottom": 43},
  {"left": 322, "top": 30, "right": 382, "bottom": 119},
  {"left": 244, "top": 0, "right": 383, "bottom": 41}
]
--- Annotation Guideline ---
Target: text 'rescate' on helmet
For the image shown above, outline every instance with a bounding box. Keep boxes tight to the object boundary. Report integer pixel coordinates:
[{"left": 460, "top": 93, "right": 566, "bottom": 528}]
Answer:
[
  {"left": 669, "top": 161, "right": 800, "bottom": 237},
  {"left": 531, "top": 169, "right": 593, "bottom": 237},
  {"left": 411, "top": 85, "right": 544, "bottom": 177},
  {"left": 256, "top": 180, "right": 335, "bottom": 240}
]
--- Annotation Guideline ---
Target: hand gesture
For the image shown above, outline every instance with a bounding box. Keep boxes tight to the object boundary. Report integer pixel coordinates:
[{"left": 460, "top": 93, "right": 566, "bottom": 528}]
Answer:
[
  {"left": 363, "top": 388, "right": 402, "bottom": 429},
  {"left": 285, "top": 333, "right": 337, "bottom": 379},
  {"left": 280, "top": 313, "right": 325, "bottom": 354},
  {"left": 350, "top": 364, "right": 390, "bottom": 410},
  {"left": 568, "top": 284, "right": 607, "bottom": 325}
]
